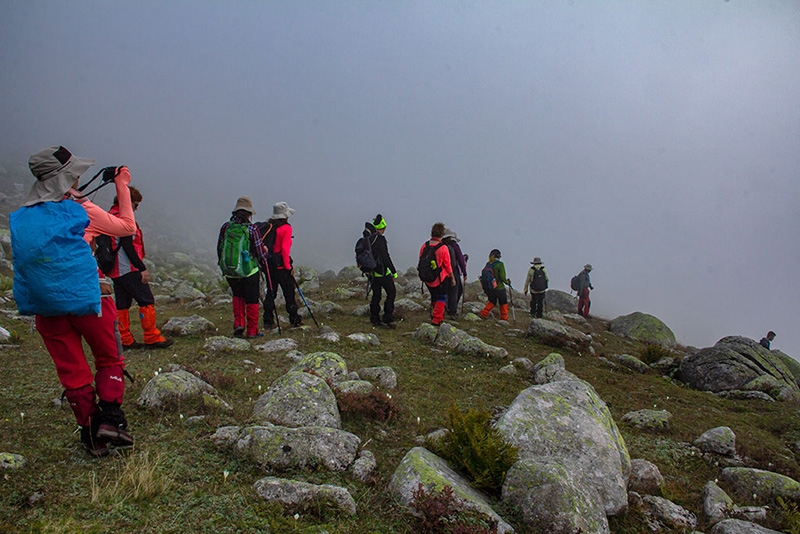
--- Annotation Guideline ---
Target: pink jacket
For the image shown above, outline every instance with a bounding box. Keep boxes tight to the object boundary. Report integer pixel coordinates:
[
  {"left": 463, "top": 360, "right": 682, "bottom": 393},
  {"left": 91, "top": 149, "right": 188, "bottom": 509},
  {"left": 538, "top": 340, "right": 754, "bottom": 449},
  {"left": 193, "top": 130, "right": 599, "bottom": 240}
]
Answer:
[
  {"left": 74, "top": 167, "right": 136, "bottom": 244},
  {"left": 419, "top": 238, "right": 453, "bottom": 287}
]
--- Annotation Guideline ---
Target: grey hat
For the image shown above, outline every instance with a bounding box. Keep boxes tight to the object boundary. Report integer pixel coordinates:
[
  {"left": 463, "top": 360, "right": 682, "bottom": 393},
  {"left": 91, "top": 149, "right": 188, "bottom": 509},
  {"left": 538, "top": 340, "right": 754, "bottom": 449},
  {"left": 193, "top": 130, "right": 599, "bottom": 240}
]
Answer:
[
  {"left": 531, "top": 257, "right": 542, "bottom": 265},
  {"left": 272, "top": 201, "right": 295, "bottom": 220},
  {"left": 584, "top": 264, "right": 593, "bottom": 271},
  {"left": 442, "top": 227, "right": 460, "bottom": 242},
  {"left": 232, "top": 196, "right": 255, "bottom": 216},
  {"left": 24, "top": 146, "right": 96, "bottom": 206}
]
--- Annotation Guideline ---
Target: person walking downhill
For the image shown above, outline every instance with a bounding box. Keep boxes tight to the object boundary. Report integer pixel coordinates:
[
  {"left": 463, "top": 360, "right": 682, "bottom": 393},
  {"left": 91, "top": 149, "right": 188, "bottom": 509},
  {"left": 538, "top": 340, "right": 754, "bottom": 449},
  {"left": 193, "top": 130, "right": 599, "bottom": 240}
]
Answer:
[
  {"left": 10, "top": 146, "right": 138, "bottom": 457},
  {"left": 262, "top": 202, "right": 303, "bottom": 328},
  {"left": 108, "top": 186, "right": 173, "bottom": 350},
  {"left": 217, "top": 196, "right": 270, "bottom": 338},
  {"left": 576, "top": 264, "right": 594, "bottom": 318},
  {"left": 443, "top": 228, "right": 467, "bottom": 320},
  {"left": 418, "top": 222, "right": 455, "bottom": 326},
  {"left": 479, "top": 249, "right": 511, "bottom": 321},
  {"left": 368, "top": 214, "right": 398, "bottom": 327},
  {"left": 523, "top": 257, "right": 549, "bottom": 318}
]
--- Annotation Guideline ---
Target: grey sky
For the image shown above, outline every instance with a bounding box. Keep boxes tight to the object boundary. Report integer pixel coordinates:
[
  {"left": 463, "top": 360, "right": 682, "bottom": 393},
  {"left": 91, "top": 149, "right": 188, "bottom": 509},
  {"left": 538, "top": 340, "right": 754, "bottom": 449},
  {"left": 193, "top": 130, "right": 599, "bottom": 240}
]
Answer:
[{"left": 2, "top": 1, "right": 799, "bottom": 357}]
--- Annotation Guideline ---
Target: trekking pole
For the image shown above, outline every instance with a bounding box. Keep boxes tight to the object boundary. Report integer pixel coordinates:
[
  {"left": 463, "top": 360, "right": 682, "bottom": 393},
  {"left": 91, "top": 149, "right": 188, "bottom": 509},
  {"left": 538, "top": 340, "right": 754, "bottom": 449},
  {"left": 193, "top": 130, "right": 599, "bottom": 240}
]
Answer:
[
  {"left": 262, "top": 270, "right": 281, "bottom": 335},
  {"left": 507, "top": 282, "right": 516, "bottom": 321},
  {"left": 293, "top": 276, "right": 319, "bottom": 328}
]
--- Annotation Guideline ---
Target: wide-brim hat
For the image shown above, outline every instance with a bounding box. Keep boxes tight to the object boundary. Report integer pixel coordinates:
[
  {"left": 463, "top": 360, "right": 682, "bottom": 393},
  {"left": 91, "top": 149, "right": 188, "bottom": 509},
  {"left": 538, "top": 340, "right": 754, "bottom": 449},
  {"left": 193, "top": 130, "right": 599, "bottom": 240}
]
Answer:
[
  {"left": 531, "top": 257, "right": 542, "bottom": 265},
  {"left": 443, "top": 227, "right": 460, "bottom": 242},
  {"left": 232, "top": 196, "right": 255, "bottom": 216},
  {"left": 24, "top": 146, "right": 96, "bottom": 206},
  {"left": 584, "top": 264, "right": 593, "bottom": 271},
  {"left": 272, "top": 201, "right": 295, "bottom": 220}
]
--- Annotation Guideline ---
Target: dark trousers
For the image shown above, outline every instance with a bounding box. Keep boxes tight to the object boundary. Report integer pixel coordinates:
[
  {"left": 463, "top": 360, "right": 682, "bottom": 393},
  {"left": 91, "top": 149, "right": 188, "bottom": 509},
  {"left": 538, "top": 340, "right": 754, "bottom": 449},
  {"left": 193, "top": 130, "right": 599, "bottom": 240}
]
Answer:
[
  {"left": 446, "top": 278, "right": 463, "bottom": 316},
  {"left": 486, "top": 287, "right": 508, "bottom": 306},
  {"left": 226, "top": 272, "right": 261, "bottom": 304},
  {"left": 113, "top": 271, "right": 156, "bottom": 310},
  {"left": 370, "top": 275, "right": 396, "bottom": 323},
  {"left": 530, "top": 292, "right": 545, "bottom": 318},
  {"left": 263, "top": 268, "right": 300, "bottom": 325}
]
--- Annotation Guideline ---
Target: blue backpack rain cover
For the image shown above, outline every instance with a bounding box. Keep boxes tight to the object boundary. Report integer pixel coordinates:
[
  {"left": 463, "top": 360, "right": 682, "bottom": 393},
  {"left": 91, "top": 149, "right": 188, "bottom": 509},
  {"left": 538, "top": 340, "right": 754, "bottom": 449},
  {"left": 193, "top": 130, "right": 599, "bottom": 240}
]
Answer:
[{"left": 10, "top": 201, "right": 101, "bottom": 316}]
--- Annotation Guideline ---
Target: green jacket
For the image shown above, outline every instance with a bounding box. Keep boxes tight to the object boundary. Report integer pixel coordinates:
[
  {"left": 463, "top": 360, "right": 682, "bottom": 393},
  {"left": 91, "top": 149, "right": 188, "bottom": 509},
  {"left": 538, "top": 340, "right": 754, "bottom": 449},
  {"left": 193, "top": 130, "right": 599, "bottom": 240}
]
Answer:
[{"left": 492, "top": 261, "right": 509, "bottom": 290}]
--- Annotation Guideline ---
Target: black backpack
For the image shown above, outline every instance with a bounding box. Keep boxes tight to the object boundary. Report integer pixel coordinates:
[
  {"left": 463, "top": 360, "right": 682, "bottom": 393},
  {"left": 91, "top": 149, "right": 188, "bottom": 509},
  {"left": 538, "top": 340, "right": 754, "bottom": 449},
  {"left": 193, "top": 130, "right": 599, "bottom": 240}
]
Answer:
[
  {"left": 531, "top": 267, "right": 548, "bottom": 292},
  {"left": 570, "top": 274, "right": 581, "bottom": 292},
  {"left": 480, "top": 261, "right": 498, "bottom": 292},
  {"left": 417, "top": 242, "right": 443, "bottom": 283},
  {"left": 355, "top": 231, "right": 378, "bottom": 274},
  {"left": 94, "top": 234, "right": 121, "bottom": 275},
  {"left": 255, "top": 221, "right": 280, "bottom": 269}
]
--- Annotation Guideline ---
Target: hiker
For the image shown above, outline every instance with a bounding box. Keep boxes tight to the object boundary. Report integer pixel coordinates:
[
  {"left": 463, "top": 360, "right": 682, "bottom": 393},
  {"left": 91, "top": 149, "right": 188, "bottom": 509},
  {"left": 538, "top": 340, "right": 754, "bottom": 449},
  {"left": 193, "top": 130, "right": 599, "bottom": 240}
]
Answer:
[
  {"left": 367, "top": 214, "right": 398, "bottom": 327},
  {"left": 107, "top": 186, "right": 173, "bottom": 350},
  {"left": 217, "top": 196, "right": 270, "bottom": 338},
  {"left": 760, "top": 331, "right": 776, "bottom": 350},
  {"left": 418, "top": 222, "right": 455, "bottom": 326},
  {"left": 479, "top": 249, "right": 511, "bottom": 321},
  {"left": 523, "top": 257, "right": 549, "bottom": 318},
  {"left": 576, "top": 264, "right": 594, "bottom": 318},
  {"left": 261, "top": 202, "right": 302, "bottom": 328},
  {"left": 10, "top": 146, "right": 138, "bottom": 457},
  {"left": 442, "top": 228, "right": 467, "bottom": 320}
]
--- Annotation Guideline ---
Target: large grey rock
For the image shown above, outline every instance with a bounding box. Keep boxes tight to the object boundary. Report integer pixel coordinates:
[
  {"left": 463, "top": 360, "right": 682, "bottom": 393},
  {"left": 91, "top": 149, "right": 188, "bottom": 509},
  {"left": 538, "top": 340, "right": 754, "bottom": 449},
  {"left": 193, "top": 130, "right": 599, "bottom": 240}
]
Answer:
[
  {"left": 203, "top": 336, "right": 252, "bottom": 352},
  {"left": 171, "top": 281, "right": 206, "bottom": 301},
  {"left": 253, "top": 371, "right": 340, "bottom": 429},
  {"left": 357, "top": 366, "right": 397, "bottom": 389},
  {"left": 628, "top": 459, "right": 663, "bottom": 496},
  {"left": 772, "top": 349, "right": 800, "bottom": 385},
  {"left": 502, "top": 459, "right": 609, "bottom": 533},
  {"left": 709, "top": 519, "right": 781, "bottom": 534},
  {"left": 138, "top": 370, "right": 231, "bottom": 411},
  {"left": 640, "top": 495, "right": 697, "bottom": 531},
  {"left": 388, "top": 447, "right": 514, "bottom": 534},
  {"left": 495, "top": 378, "right": 631, "bottom": 515},
  {"left": 704, "top": 480, "right": 735, "bottom": 525},
  {"left": 678, "top": 337, "right": 800, "bottom": 401},
  {"left": 414, "top": 322, "right": 508, "bottom": 359},
  {"left": 721, "top": 467, "right": 800, "bottom": 505},
  {"left": 161, "top": 314, "right": 216, "bottom": 336},
  {"left": 610, "top": 353, "right": 650, "bottom": 374},
  {"left": 254, "top": 338, "right": 299, "bottom": 353},
  {"left": 609, "top": 312, "right": 676, "bottom": 349},
  {"left": 217, "top": 424, "right": 360, "bottom": 472},
  {"left": 295, "top": 265, "right": 320, "bottom": 292},
  {"left": 695, "top": 426, "right": 736, "bottom": 457},
  {"left": 351, "top": 449, "right": 377, "bottom": 483},
  {"left": 544, "top": 289, "right": 578, "bottom": 314},
  {"left": 290, "top": 351, "right": 348, "bottom": 383},
  {"left": 621, "top": 409, "right": 672, "bottom": 431},
  {"left": 525, "top": 318, "right": 591, "bottom": 351},
  {"left": 394, "top": 298, "right": 425, "bottom": 313},
  {"left": 531, "top": 352, "right": 579, "bottom": 385},
  {"left": 347, "top": 333, "right": 380, "bottom": 346},
  {"left": 253, "top": 476, "right": 355, "bottom": 516}
]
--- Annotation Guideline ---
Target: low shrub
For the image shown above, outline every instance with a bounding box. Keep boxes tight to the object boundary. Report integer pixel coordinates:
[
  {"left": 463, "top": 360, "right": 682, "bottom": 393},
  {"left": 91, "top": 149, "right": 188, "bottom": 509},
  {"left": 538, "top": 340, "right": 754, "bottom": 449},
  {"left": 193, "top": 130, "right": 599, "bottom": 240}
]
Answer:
[
  {"left": 336, "top": 389, "right": 400, "bottom": 422},
  {"left": 409, "top": 483, "right": 498, "bottom": 534},
  {"left": 639, "top": 343, "right": 672, "bottom": 365}
]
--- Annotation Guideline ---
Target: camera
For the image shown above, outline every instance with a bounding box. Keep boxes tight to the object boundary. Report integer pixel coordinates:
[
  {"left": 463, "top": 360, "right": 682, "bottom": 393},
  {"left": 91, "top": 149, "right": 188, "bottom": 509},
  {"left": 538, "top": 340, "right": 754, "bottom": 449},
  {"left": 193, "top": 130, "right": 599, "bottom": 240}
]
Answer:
[{"left": 101, "top": 166, "right": 120, "bottom": 183}]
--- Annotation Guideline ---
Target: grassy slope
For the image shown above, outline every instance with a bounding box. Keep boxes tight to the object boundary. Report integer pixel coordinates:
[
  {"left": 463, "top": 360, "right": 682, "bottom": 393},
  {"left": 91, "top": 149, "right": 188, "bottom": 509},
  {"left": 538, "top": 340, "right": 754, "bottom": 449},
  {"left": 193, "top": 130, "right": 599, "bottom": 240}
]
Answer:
[{"left": 0, "top": 278, "right": 799, "bottom": 533}]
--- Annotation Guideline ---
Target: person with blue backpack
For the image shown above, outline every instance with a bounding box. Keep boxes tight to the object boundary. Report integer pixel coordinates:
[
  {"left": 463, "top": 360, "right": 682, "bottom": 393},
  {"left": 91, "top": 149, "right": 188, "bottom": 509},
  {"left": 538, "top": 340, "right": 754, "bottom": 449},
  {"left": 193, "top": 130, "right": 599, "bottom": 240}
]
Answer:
[
  {"left": 217, "top": 196, "right": 270, "bottom": 338},
  {"left": 11, "top": 146, "right": 138, "bottom": 457},
  {"left": 479, "top": 249, "right": 511, "bottom": 321}
]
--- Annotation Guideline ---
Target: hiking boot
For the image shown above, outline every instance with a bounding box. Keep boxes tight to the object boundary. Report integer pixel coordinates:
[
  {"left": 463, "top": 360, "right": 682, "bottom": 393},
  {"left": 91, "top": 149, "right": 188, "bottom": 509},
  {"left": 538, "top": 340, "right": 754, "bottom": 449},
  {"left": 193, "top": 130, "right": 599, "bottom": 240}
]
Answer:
[
  {"left": 96, "top": 402, "right": 134, "bottom": 449},
  {"left": 233, "top": 327, "right": 245, "bottom": 338},
  {"left": 122, "top": 341, "right": 142, "bottom": 350},
  {"left": 144, "top": 339, "right": 174, "bottom": 349},
  {"left": 81, "top": 425, "right": 111, "bottom": 458},
  {"left": 370, "top": 317, "right": 382, "bottom": 327},
  {"left": 245, "top": 332, "right": 264, "bottom": 339}
]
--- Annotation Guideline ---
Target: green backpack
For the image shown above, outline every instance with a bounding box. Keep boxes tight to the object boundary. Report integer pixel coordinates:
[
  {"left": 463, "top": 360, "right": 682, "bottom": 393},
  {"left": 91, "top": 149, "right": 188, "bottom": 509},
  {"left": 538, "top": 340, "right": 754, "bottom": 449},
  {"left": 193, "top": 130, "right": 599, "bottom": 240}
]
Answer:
[{"left": 219, "top": 222, "right": 259, "bottom": 278}]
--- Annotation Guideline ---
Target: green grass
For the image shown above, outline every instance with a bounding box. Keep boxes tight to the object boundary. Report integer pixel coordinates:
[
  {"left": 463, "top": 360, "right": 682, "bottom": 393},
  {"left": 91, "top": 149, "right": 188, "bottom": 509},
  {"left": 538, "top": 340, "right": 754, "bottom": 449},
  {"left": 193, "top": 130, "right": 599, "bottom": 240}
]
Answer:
[{"left": 1, "top": 277, "right": 799, "bottom": 533}]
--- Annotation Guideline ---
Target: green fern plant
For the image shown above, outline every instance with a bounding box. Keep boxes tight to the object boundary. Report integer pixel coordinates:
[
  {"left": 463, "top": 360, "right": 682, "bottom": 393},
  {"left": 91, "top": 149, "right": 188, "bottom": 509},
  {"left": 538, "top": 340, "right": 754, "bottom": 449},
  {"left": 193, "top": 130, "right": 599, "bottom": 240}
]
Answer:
[{"left": 428, "top": 403, "right": 518, "bottom": 496}]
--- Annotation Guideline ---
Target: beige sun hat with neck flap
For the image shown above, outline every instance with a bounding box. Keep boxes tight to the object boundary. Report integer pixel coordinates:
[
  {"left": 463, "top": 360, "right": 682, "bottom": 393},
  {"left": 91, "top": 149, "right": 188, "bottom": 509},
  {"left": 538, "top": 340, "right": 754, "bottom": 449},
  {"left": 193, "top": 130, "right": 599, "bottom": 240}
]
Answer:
[
  {"left": 24, "top": 146, "right": 96, "bottom": 206},
  {"left": 232, "top": 196, "right": 256, "bottom": 216},
  {"left": 271, "top": 201, "right": 295, "bottom": 220}
]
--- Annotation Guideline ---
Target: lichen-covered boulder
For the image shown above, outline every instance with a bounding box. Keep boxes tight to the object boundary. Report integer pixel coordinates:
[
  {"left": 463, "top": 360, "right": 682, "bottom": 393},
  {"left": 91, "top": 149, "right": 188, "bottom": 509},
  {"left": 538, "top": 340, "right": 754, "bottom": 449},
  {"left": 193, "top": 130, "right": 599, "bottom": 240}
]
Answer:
[
  {"left": 138, "top": 370, "right": 231, "bottom": 411},
  {"left": 357, "top": 366, "right": 397, "bottom": 389},
  {"left": 388, "top": 447, "right": 514, "bottom": 534},
  {"left": 721, "top": 467, "right": 800, "bottom": 505},
  {"left": 221, "top": 424, "right": 360, "bottom": 472},
  {"left": 678, "top": 337, "right": 800, "bottom": 401},
  {"left": 544, "top": 290, "right": 578, "bottom": 314},
  {"left": 621, "top": 409, "right": 672, "bottom": 431},
  {"left": 290, "top": 351, "right": 349, "bottom": 384},
  {"left": 704, "top": 480, "right": 735, "bottom": 525},
  {"left": 394, "top": 298, "right": 425, "bottom": 313},
  {"left": 253, "top": 371, "right": 340, "bottom": 429},
  {"left": 254, "top": 338, "right": 299, "bottom": 353},
  {"left": 161, "top": 314, "right": 216, "bottom": 336},
  {"left": 609, "top": 312, "right": 676, "bottom": 349},
  {"left": 335, "top": 380, "right": 374, "bottom": 395},
  {"left": 299, "top": 300, "right": 343, "bottom": 317},
  {"left": 610, "top": 353, "right": 650, "bottom": 374},
  {"left": 628, "top": 459, "right": 664, "bottom": 496},
  {"left": 495, "top": 378, "right": 631, "bottom": 515},
  {"left": 0, "top": 453, "right": 27, "bottom": 469},
  {"left": 253, "top": 476, "right": 356, "bottom": 516},
  {"left": 347, "top": 333, "right": 380, "bottom": 346},
  {"left": 502, "top": 458, "right": 609, "bottom": 533},
  {"left": 531, "top": 352, "right": 578, "bottom": 385},
  {"left": 337, "top": 265, "right": 364, "bottom": 282},
  {"left": 695, "top": 427, "right": 736, "bottom": 457},
  {"left": 773, "top": 349, "right": 800, "bottom": 386},
  {"left": 709, "top": 518, "right": 782, "bottom": 534},
  {"left": 525, "top": 319, "right": 591, "bottom": 351},
  {"left": 640, "top": 495, "right": 697, "bottom": 531},
  {"left": 203, "top": 336, "right": 252, "bottom": 352},
  {"left": 295, "top": 265, "right": 320, "bottom": 292},
  {"left": 351, "top": 449, "right": 377, "bottom": 483},
  {"left": 414, "top": 322, "right": 508, "bottom": 359}
]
